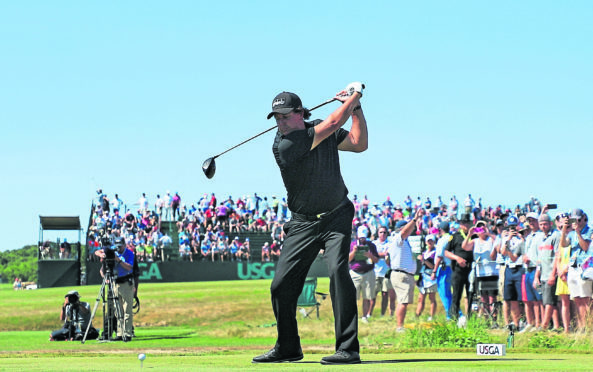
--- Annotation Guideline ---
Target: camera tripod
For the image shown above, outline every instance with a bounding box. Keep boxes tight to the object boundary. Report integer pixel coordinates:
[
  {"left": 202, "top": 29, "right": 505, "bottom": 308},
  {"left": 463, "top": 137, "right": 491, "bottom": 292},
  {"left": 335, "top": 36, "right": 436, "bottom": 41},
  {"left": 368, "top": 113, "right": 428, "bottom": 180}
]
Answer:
[{"left": 82, "top": 266, "right": 124, "bottom": 344}]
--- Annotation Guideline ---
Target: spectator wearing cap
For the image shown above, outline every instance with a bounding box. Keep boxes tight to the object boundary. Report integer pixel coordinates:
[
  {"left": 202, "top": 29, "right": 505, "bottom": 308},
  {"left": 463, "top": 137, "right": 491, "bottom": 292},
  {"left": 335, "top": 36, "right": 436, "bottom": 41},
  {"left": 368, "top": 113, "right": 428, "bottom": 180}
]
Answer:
[
  {"left": 261, "top": 242, "right": 271, "bottom": 262},
  {"left": 500, "top": 215, "right": 525, "bottom": 328},
  {"left": 448, "top": 213, "right": 475, "bottom": 320},
  {"left": 388, "top": 208, "right": 424, "bottom": 332},
  {"left": 534, "top": 213, "right": 562, "bottom": 332},
  {"left": 239, "top": 238, "right": 250, "bottom": 261},
  {"left": 520, "top": 212, "right": 545, "bottom": 332},
  {"left": 431, "top": 221, "right": 454, "bottom": 320},
  {"left": 415, "top": 234, "right": 438, "bottom": 321},
  {"left": 178, "top": 230, "right": 191, "bottom": 261},
  {"left": 369, "top": 226, "right": 395, "bottom": 317},
  {"left": 158, "top": 232, "right": 172, "bottom": 261},
  {"left": 270, "top": 240, "right": 282, "bottom": 262},
  {"left": 229, "top": 237, "right": 242, "bottom": 261},
  {"left": 560, "top": 208, "right": 592, "bottom": 331},
  {"left": 551, "top": 214, "right": 573, "bottom": 333},
  {"left": 356, "top": 221, "right": 370, "bottom": 242},
  {"left": 349, "top": 231, "right": 379, "bottom": 323},
  {"left": 200, "top": 237, "right": 212, "bottom": 261},
  {"left": 463, "top": 220, "right": 499, "bottom": 322}
]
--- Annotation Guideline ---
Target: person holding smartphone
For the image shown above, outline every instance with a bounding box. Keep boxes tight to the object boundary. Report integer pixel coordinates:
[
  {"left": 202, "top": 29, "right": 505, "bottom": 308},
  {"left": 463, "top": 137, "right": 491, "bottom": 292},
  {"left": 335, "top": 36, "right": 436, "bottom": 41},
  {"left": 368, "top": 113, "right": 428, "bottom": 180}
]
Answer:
[
  {"left": 463, "top": 221, "right": 499, "bottom": 323},
  {"left": 500, "top": 216, "right": 525, "bottom": 328},
  {"left": 349, "top": 233, "right": 379, "bottom": 323},
  {"left": 560, "top": 208, "right": 592, "bottom": 332}
]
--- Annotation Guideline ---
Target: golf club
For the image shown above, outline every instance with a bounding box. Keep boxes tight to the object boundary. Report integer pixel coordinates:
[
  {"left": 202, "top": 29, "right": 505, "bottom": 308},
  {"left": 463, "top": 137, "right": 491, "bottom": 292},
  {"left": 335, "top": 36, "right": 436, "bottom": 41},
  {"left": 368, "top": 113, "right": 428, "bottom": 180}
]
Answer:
[{"left": 202, "top": 97, "right": 337, "bottom": 179}]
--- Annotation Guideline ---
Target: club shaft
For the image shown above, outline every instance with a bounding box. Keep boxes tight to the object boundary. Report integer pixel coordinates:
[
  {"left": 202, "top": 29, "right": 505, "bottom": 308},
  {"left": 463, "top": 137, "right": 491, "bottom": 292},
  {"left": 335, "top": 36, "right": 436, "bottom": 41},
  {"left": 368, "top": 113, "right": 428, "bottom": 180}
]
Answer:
[
  {"left": 214, "top": 126, "right": 277, "bottom": 158},
  {"left": 214, "top": 97, "right": 337, "bottom": 159}
]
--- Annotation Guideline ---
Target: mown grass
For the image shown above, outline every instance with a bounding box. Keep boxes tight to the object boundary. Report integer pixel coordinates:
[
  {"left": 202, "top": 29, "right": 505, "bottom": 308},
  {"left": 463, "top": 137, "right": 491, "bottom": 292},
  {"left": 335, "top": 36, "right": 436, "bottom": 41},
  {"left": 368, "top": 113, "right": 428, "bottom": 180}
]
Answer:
[{"left": 1, "top": 281, "right": 592, "bottom": 370}]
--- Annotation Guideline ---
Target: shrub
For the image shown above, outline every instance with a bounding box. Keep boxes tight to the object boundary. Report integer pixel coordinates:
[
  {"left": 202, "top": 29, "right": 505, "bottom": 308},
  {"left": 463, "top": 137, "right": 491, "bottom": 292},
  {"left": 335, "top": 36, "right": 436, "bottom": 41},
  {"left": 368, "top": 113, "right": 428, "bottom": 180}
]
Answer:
[{"left": 398, "top": 316, "right": 493, "bottom": 349}]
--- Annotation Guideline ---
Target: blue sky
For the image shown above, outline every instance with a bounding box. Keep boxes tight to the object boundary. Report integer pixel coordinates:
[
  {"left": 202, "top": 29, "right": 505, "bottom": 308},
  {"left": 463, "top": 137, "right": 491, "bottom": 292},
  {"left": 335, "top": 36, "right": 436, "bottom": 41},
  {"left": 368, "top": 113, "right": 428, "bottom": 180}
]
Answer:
[{"left": 1, "top": 1, "right": 592, "bottom": 251}]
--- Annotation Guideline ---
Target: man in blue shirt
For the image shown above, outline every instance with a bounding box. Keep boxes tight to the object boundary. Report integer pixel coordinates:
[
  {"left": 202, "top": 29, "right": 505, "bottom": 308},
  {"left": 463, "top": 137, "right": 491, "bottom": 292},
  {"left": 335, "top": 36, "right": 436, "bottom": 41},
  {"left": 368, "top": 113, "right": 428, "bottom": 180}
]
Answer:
[
  {"left": 431, "top": 221, "right": 453, "bottom": 320},
  {"left": 96, "top": 237, "right": 135, "bottom": 341}
]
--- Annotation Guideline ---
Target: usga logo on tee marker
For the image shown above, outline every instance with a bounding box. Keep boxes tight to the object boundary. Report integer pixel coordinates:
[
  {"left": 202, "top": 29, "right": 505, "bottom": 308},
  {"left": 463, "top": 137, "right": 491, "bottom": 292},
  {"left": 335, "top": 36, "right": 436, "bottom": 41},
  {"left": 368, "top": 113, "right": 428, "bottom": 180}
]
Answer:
[{"left": 476, "top": 344, "right": 506, "bottom": 356}]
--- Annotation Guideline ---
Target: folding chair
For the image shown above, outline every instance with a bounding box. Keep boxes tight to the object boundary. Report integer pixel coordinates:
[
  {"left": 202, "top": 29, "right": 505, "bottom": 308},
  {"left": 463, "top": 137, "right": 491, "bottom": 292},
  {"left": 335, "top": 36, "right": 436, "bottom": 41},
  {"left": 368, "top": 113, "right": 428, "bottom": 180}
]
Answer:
[{"left": 297, "top": 277, "right": 328, "bottom": 319}]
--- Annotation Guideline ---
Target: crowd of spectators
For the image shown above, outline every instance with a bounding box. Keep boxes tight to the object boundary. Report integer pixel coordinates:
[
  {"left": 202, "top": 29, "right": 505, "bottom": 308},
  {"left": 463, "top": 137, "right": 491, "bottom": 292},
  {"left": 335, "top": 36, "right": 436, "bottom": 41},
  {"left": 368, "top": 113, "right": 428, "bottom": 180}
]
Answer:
[
  {"left": 87, "top": 189, "right": 290, "bottom": 263},
  {"left": 86, "top": 190, "right": 592, "bottom": 333},
  {"left": 348, "top": 194, "right": 593, "bottom": 335}
]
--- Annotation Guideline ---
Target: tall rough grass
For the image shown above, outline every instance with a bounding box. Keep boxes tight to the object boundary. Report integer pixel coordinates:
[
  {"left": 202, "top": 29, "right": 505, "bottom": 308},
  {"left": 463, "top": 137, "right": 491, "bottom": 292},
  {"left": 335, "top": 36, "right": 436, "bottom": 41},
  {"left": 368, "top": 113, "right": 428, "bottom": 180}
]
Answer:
[{"left": 2, "top": 281, "right": 592, "bottom": 352}]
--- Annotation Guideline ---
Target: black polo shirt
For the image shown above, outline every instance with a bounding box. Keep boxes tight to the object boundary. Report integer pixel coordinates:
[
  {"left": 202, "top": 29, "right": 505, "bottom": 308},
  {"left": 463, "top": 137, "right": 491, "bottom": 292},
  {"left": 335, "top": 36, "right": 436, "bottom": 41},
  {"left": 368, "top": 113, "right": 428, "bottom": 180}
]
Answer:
[
  {"left": 273, "top": 120, "right": 349, "bottom": 216},
  {"left": 448, "top": 231, "right": 474, "bottom": 272}
]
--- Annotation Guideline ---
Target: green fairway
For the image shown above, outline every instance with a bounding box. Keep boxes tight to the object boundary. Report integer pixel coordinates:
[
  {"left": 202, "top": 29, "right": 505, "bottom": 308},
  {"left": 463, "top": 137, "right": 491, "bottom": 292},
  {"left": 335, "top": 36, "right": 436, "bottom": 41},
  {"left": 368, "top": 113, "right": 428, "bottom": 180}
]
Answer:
[
  {"left": 0, "top": 350, "right": 590, "bottom": 371},
  {"left": 1, "top": 281, "right": 591, "bottom": 371}
]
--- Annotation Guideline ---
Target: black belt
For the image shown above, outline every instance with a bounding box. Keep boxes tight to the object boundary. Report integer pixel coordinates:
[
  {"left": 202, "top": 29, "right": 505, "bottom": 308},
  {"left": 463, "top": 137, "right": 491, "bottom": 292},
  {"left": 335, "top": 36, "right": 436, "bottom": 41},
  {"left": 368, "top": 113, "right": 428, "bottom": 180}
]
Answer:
[
  {"left": 291, "top": 198, "right": 350, "bottom": 222},
  {"left": 526, "top": 267, "right": 537, "bottom": 272},
  {"left": 391, "top": 269, "right": 411, "bottom": 275},
  {"left": 115, "top": 275, "right": 133, "bottom": 284}
]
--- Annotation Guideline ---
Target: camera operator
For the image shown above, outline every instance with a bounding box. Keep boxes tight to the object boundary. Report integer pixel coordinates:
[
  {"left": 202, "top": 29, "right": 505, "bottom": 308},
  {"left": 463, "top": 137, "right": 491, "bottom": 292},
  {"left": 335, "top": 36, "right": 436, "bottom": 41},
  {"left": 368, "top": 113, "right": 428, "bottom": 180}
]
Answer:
[
  {"left": 50, "top": 290, "right": 99, "bottom": 341},
  {"left": 95, "top": 236, "right": 135, "bottom": 342}
]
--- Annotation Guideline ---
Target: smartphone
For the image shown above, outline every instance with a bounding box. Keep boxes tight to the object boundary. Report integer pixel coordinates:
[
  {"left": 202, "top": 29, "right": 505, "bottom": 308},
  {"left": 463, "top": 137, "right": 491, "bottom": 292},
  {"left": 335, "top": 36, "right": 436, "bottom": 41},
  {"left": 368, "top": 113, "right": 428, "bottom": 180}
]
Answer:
[
  {"left": 569, "top": 218, "right": 577, "bottom": 224},
  {"left": 547, "top": 204, "right": 558, "bottom": 210}
]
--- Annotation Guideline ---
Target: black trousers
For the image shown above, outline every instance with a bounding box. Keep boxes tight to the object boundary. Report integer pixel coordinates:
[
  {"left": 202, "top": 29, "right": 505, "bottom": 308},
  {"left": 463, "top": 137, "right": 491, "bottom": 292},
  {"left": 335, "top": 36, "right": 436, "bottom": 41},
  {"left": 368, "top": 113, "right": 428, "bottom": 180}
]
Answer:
[
  {"left": 271, "top": 201, "right": 358, "bottom": 355},
  {"left": 449, "top": 268, "right": 471, "bottom": 320}
]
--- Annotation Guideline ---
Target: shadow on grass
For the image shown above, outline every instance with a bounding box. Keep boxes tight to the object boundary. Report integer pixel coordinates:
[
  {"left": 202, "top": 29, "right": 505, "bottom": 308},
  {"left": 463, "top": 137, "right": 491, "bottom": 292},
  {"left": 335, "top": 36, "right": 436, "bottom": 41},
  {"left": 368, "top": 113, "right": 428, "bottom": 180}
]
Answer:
[
  {"left": 294, "top": 358, "right": 564, "bottom": 365},
  {"left": 134, "top": 332, "right": 194, "bottom": 341},
  {"left": 362, "top": 358, "right": 534, "bottom": 364}
]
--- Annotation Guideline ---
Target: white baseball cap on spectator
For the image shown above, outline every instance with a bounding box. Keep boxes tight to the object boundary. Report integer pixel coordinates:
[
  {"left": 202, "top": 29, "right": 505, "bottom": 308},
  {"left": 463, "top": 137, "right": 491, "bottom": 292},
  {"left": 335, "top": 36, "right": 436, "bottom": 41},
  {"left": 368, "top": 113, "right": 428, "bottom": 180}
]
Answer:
[
  {"left": 425, "top": 234, "right": 436, "bottom": 243},
  {"left": 526, "top": 212, "right": 539, "bottom": 220}
]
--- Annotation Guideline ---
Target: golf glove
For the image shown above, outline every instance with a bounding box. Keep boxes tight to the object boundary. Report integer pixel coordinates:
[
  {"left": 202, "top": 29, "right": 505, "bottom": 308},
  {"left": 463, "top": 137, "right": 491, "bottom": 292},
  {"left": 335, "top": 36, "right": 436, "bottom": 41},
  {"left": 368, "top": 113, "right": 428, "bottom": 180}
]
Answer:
[{"left": 345, "top": 82, "right": 365, "bottom": 97}]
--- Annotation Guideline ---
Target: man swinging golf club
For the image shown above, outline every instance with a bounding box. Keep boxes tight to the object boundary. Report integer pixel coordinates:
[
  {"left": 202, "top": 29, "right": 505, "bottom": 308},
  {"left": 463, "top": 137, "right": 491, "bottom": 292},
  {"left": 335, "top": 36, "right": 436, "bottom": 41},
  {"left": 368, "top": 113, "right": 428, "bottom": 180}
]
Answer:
[{"left": 252, "top": 82, "right": 367, "bottom": 365}]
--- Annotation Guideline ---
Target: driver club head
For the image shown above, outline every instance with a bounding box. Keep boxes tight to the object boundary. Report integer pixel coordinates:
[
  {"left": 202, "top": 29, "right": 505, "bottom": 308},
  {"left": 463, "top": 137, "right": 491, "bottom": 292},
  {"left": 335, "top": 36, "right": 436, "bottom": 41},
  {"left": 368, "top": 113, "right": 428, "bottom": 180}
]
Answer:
[{"left": 202, "top": 157, "right": 216, "bottom": 179}]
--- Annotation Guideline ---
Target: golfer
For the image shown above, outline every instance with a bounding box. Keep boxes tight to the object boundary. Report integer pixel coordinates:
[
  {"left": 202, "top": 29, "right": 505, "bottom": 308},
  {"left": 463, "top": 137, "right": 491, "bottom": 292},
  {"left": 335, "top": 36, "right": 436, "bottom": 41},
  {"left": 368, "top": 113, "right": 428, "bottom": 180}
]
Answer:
[{"left": 252, "top": 82, "right": 367, "bottom": 365}]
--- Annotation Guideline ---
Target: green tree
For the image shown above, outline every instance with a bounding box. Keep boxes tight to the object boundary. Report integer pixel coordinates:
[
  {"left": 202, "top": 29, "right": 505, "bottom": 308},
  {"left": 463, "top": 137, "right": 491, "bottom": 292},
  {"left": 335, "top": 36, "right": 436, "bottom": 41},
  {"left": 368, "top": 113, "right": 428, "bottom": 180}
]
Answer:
[{"left": 0, "top": 245, "right": 38, "bottom": 283}]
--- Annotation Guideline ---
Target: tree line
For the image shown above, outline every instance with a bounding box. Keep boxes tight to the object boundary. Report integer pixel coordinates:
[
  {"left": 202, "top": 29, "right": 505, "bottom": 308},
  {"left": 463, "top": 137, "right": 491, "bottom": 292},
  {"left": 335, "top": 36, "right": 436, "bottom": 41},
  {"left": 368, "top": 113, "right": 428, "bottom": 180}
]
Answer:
[{"left": 0, "top": 245, "right": 37, "bottom": 283}]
